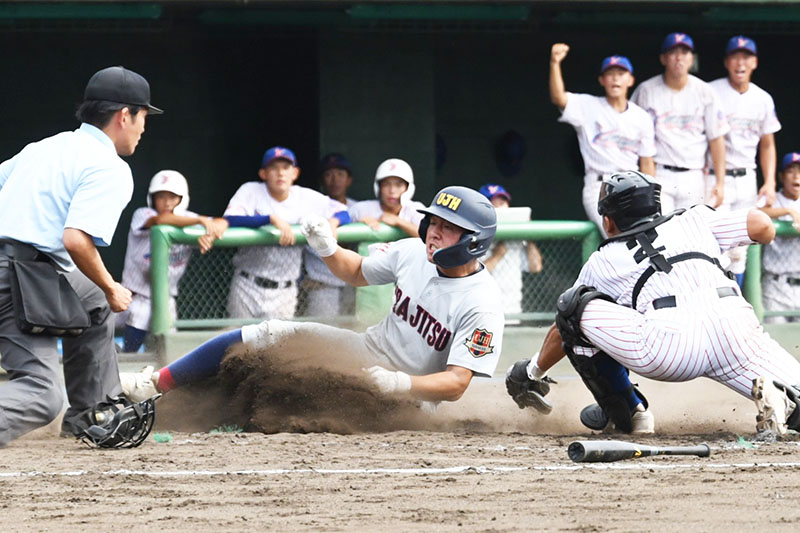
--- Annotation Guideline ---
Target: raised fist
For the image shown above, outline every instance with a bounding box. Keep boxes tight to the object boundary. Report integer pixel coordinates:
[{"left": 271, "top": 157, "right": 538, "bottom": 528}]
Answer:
[{"left": 551, "top": 43, "right": 570, "bottom": 63}]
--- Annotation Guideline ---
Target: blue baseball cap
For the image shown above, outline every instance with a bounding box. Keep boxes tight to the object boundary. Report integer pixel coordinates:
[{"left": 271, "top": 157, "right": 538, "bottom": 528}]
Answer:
[
  {"left": 600, "top": 55, "right": 634, "bottom": 74},
  {"left": 261, "top": 146, "right": 297, "bottom": 167},
  {"left": 479, "top": 183, "right": 512, "bottom": 202},
  {"left": 781, "top": 152, "right": 800, "bottom": 171},
  {"left": 319, "top": 153, "right": 352, "bottom": 174},
  {"left": 661, "top": 32, "right": 695, "bottom": 53},
  {"left": 726, "top": 35, "right": 757, "bottom": 56}
]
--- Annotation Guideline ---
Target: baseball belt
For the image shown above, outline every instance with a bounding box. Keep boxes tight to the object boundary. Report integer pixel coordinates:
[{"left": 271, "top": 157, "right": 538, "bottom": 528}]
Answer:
[
  {"left": 239, "top": 270, "right": 293, "bottom": 289},
  {"left": 658, "top": 164, "right": 691, "bottom": 172},
  {"left": 769, "top": 274, "right": 800, "bottom": 286},
  {"left": 652, "top": 286, "right": 738, "bottom": 310}
]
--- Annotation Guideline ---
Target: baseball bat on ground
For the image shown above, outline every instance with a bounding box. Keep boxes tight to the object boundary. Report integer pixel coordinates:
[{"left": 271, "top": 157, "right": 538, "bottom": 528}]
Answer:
[{"left": 568, "top": 440, "right": 711, "bottom": 463}]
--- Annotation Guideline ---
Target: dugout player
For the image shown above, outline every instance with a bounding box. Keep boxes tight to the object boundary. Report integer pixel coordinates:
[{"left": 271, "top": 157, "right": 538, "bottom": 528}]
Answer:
[
  {"left": 506, "top": 171, "right": 800, "bottom": 436},
  {"left": 550, "top": 43, "right": 656, "bottom": 232},
  {"left": 631, "top": 32, "right": 730, "bottom": 213},
  {"left": 0, "top": 66, "right": 161, "bottom": 446},
  {"left": 121, "top": 186, "right": 504, "bottom": 404},
  {"left": 708, "top": 36, "right": 781, "bottom": 287}
]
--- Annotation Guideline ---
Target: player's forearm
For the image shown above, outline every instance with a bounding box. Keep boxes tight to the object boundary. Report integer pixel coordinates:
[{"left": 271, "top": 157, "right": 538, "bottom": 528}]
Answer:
[
  {"left": 395, "top": 218, "right": 420, "bottom": 238},
  {"left": 536, "top": 323, "right": 567, "bottom": 373},
  {"left": 321, "top": 247, "right": 369, "bottom": 287},
  {"left": 549, "top": 62, "right": 568, "bottom": 110},
  {"left": 746, "top": 209, "right": 776, "bottom": 244},
  {"left": 709, "top": 137, "right": 726, "bottom": 185},
  {"left": 409, "top": 365, "right": 473, "bottom": 402},
  {"left": 526, "top": 242, "right": 543, "bottom": 273},
  {"left": 639, "top": 156, "right": 655, "bottom": 177},
  {"left": 144, "top": 213, "right": 210, "bottom": 229},
  {"left": 759, "top": 134, "right": 777, "bottom": 188},
  {"left": 760, "top": 207, "right": 793, "bottom": 219},
  {"left": 63, "top": 227, "right": 116, "bottom": 292}
]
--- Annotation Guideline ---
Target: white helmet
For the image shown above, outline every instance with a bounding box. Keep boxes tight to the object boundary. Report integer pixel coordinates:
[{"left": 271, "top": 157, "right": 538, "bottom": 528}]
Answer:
[
  {"left": 147, "top": 170, "right": 190, "bottom": 214},
  {"left": 373, "top": 158, "right": 415, "bottom": 206}
]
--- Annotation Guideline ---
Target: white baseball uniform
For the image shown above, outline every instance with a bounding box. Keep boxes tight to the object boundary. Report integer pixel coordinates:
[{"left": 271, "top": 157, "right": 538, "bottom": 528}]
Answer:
[
  {"left": 302, "top": 197, "right": 358, "bottom": 316},
  {"left": 224, "top": 182, "right": 347, "bottom": 319},
  {"left": 485, "top": 240, "right": 529, "bottom": 317},
  {"left": 348, "top": 199, "right": 426, "bottom": 227},
  {"left": 573, "top": 205, "right": 800, "bottom": 398},
  {"left": 558, "top": 93, "right": 656, "bottom": 229},
  {"left": 631, "top": 75, "right": 730, "bottom": 213},
  {"left": 761, "top": 191, "right": 800, "bottom": 323},
  {"left": 706, "top": 78, "right": 781, "bottom": 274},
  {"left": 242, "top": 238, "right": 504, "bottom": 379},
  {"left": 118, "top": 206, "right": 194, "bottom": 330}
]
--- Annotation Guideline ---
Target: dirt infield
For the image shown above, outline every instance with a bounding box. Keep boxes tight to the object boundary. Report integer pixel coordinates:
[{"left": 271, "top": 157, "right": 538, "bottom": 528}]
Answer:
[{"left": 6, "top": 372, "right": 800, "bottom": 532}]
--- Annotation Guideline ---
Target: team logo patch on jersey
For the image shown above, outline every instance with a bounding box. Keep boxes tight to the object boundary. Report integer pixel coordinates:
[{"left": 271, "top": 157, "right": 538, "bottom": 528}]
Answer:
[{"left": 464, "top": 328, "right": 494, "bottom": 358}]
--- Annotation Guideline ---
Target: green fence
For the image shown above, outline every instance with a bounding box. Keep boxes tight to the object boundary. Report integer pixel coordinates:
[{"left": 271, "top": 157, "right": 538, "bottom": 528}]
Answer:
[
  {"left": 149, "top": 220, "right": 600, "bottom": 337},
  {"left": 149, "top": 218, "right": 797, "bottom": 340}
]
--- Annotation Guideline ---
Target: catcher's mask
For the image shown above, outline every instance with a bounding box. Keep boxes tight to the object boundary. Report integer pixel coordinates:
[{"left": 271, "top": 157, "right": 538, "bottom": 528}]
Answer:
[{"left": 78, "top": 395, "right": 160, "bottom": 449}]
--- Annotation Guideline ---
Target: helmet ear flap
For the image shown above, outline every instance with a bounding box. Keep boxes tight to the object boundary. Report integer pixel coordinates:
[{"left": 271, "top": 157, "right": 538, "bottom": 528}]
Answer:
[{"left": 418, "top": 215, "right": 431, "bottom": 243}]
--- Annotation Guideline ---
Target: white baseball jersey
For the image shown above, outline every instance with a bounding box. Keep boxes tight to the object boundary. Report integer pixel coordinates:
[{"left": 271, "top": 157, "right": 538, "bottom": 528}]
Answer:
[
  {"left": 762, "top": 191, "right": 800, "bottom": 275},
  {"left": 709, "top": 78, "right": 781, "bottom": 170},
  {"left": 486, "top": 240, "right": 529, "bottom": 315},
  {"left": 225, "top": 182, "right": 347, "bottom": 281},
  {"left": 574, "top": 205, "right": 800, "bottom": 397},
  {"left": 360, "top": 238, "right": 504, "bottom": 377},
  {"left": 121, "top": 207, "right": 194, "bottom": 297},
  {"left": 348, "top": 199, "right": 426, "bottom": 228},
  {"left": 559, "top": 93, "right": 656, "bottom": 175},
  {"left": 631, "top": 75, "right": 729, "bottom": 170}
]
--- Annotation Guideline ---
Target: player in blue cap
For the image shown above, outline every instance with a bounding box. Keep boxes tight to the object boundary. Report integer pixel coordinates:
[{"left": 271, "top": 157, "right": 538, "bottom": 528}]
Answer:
[{"left": 549, "top": 42, "right": 655, "bottom": 233}]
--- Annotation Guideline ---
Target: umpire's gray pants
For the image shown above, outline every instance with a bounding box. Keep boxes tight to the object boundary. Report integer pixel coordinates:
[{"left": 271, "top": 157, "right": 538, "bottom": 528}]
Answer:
[{"left": 0, "top": 259, "right": 121, "bottom": 446}]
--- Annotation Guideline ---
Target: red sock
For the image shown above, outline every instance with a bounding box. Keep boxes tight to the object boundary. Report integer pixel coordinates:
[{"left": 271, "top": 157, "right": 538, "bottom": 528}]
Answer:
[{"left": 157, "top": 367, "right": 176, "bottom": 393}]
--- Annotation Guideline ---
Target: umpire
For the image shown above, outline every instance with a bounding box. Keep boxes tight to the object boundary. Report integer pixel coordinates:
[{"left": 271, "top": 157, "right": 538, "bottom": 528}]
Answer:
[{"left": 0, "top": 66, "right": 162, "bottom": 446}]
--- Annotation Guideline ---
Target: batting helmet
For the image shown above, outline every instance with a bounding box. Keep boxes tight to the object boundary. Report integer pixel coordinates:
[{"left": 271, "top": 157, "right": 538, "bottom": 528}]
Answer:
[
  {"left": 418, "top": 186, "right": 497, "bottom": 268},
  {"left": 77, "top": 395, "right": 159, "bottom": 449},
  {"left": 374, "top": 158, "right": 415, "bottom": 206},
  {"left": 597, "top": 171, "right": 661, "bottom": 231},
  {"left": 147, "top": 170, "right": 190, "bottom": 214}
]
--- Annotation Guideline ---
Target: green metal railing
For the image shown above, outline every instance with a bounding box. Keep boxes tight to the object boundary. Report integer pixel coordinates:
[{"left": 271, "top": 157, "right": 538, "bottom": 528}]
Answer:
[
  {"left": 745, "top": 220, "right": 800, "bottom": 321},
  {"left": 149, "top": 220, "right": 600, "bottom": 336}
]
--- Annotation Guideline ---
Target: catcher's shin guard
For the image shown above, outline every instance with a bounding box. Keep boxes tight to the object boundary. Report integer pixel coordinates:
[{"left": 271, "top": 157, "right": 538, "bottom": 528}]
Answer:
[{"left": 565, "top": 348, "right": 647, "bottom": 434}]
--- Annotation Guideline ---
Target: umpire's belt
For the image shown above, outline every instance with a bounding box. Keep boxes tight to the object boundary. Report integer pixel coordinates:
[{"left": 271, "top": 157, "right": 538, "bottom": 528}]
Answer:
[
  {"left": 652, "top": 286, "right": 738, "bottom": 310},
  {"left": 239, "top": 270, "right": 293, "bottom": 289},
  {"left": 0, "top": 240, "right": 51, "bottom": 263},
  {"left": 658, "top": 164, "right": 691, "bottom": 172},
  {"left": 769, "top": 273, "right": 800, "bottom": 286}
]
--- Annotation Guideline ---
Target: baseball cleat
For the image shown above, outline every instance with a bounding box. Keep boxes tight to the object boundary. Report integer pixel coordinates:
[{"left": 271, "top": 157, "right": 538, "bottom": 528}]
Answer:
[
  {"left": 580, "top": 403, "right": 655, "bottom": 434},
  {"left": 120, "top": 365, "right": 160, "bottom": 402},
  {"left": 753, "top": 376, "right": 792, "bottom": 436}
]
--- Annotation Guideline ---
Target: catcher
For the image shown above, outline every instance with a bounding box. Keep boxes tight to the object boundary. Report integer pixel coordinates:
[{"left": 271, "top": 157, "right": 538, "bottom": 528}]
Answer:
[
  {"left": 507, "top": 171, "right": 800, "bottom": 436},
  {"left": 121, "top": 186, "right": 504, "bottom": 405}
]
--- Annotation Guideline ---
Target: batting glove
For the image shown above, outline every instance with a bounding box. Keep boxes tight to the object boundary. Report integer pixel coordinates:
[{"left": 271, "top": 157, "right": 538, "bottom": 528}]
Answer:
[
  {"left": 301, "top": 215, "right": 338, "bottom": 257},
  {"left": 366, "top": 365, "right": 412, "bottom": 394}
]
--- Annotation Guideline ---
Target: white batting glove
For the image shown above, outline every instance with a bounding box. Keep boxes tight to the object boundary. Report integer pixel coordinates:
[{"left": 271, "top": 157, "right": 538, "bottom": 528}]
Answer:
[
  {"left": 301, "top": 215, "right": 338, "bottom": 257},
  {"left": 366, "top": 366, "right": 412, "bottom": 394}
]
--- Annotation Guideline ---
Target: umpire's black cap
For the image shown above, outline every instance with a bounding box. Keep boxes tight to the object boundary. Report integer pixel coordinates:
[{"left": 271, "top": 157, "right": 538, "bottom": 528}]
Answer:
[{"left": 84, "top": 66, "right": 163, "bottom": 115}]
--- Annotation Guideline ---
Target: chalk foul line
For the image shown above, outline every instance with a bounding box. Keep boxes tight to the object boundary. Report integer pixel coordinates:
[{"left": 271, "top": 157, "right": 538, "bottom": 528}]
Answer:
[{"left": 1, "top": 462, "right": 800, "bottom": 479}]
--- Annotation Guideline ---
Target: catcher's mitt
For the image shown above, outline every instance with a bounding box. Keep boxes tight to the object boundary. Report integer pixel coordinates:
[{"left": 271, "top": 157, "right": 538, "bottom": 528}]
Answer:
[{"left": 505, "top": 359, "right": 556, "bottom": 414}]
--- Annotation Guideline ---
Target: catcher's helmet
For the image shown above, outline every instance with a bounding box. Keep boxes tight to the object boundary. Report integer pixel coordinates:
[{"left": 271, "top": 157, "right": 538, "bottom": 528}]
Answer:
[
  {"left": 77, "top": 395, "right": 159, "bottom": 449},
  {"left": 418, "top": 186, "right": 497, "bottom": 268},
  {"left": 147, "top": 170, "right": 190, "bottom": 214},
  {"left": 373, "top": 158, "right": 415, "bottom": 206},
  {"left": 597, "top": 171, "right": 661, "bottom": 231}
]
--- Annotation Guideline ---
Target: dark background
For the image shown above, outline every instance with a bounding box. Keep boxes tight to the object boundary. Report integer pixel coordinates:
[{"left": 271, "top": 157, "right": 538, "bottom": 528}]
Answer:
[{"left": 0, "top": 1, "right": 797, "bottom": 276}]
